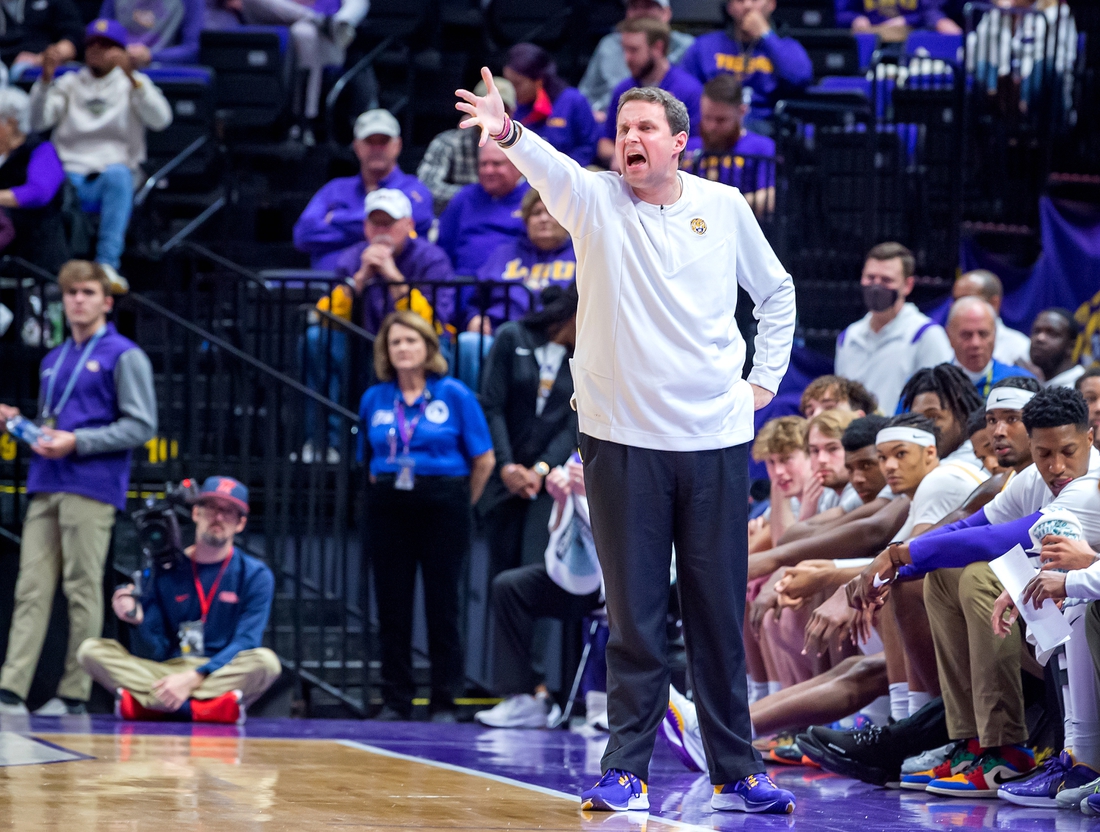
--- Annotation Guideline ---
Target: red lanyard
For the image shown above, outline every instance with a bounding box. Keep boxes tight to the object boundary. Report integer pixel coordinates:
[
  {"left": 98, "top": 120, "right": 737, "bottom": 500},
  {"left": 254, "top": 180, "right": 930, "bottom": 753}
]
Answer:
[{"left": 191, "top": 555, "right": 232, "bottom": 623}]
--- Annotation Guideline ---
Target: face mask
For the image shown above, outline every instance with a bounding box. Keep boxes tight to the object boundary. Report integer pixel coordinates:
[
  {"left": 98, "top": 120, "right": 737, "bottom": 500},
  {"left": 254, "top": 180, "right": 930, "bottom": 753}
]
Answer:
[{"left": 862, "top": 283, "right": 899, "bottom": 313}]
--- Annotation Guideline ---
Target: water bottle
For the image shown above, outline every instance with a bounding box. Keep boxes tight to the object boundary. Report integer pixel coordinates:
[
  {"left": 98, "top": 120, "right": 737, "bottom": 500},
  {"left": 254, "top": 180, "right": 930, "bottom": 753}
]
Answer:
[{"left": 5, "top": 416, "right": 44, "bottom": 446}]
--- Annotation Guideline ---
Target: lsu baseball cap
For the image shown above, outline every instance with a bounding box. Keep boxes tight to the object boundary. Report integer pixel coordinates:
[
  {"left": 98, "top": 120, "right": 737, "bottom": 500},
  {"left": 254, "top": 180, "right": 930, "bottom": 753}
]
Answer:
[
  {"left": 197, "top": 476, "right": 250, "bottom": 515},
  {"left": 354, "top": 109, "right": 401, "bottom": 141},
  {"left": 85, "top": 18, "right": 129, "bottom": 49},
  {"left": 474, "top": 77, "right": 517, "bottom": 112},
  {"left": 364, "top": 188, "right": 413, "bottom": 220}
]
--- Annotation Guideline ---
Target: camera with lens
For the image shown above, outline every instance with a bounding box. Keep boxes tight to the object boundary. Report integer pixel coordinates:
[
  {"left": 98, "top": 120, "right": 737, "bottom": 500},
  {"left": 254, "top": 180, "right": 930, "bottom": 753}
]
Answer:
[{"left": 132, "top": 479, "right": 201, "bottom": 572}]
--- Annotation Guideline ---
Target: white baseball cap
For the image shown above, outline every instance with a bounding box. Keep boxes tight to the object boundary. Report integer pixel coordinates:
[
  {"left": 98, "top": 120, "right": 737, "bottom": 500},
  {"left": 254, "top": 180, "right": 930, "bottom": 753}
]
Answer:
[
  {"left": 354, "top": 109, "right": 401, "bottom": 140},
  {"left": 474, "top": 77, "right": 517, "bottom": 112},
  {"left": 365, "top": 188, "right": 413, "bottom": 220}
]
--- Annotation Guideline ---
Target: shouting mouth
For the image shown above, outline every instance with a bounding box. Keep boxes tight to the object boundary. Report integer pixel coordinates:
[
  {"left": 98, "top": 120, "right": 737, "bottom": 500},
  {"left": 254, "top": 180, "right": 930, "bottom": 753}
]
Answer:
[{"left": 625, "top": 151, "right": 646, "bottom": 170}]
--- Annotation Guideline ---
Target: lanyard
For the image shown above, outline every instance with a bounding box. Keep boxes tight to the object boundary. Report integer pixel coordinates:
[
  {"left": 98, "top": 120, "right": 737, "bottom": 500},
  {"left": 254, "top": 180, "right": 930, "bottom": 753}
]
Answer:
[
  {"left": 388, "top": 389, "right": 428, "bottom": 460},
  {"left": 191, "top": 555, "right": 233, "bottom": 623},
  {"left": 42, "top": 326, "right": 107, "bottom": 422},
  {"left": 978, "top": 364, "right": 994, "bottom": 399}
]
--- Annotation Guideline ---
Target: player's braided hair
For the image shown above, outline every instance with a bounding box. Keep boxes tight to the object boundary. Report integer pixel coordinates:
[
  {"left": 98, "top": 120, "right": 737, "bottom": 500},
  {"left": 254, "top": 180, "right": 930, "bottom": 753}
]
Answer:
[{"left": 899, "top": 364, "right": 983, "bottom": 431}]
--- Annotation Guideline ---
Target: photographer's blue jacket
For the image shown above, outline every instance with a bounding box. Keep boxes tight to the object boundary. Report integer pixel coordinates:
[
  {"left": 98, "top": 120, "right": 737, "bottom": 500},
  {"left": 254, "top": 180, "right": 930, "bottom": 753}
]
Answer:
[{"left": 136, "top": 547, "right": 275, "bottom": 675}]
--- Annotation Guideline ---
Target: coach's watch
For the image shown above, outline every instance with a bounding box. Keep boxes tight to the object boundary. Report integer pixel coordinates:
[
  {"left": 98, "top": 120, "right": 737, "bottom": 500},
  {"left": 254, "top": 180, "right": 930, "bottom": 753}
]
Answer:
[{"left": 533, "top": 461, "right": 551, "bottom": 477}]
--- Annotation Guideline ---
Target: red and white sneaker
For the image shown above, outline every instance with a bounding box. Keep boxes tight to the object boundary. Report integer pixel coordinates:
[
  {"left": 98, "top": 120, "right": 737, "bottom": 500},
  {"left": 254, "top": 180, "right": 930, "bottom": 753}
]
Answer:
[{"left": 190, "top": 690, "right": 245, "bottom": 725}]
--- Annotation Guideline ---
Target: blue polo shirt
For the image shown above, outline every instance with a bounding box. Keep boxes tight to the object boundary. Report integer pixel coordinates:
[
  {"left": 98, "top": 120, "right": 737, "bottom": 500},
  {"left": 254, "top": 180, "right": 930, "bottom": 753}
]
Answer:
[
  {"left": 358, "top": 376, "right": 493, "bottom": 476},
  {"left": 604, "top": 65, "right": 704, "bottom": 139},
  {"left": 135, "top": 547, "right": 275, "bottom": 675},
  {"left": 515, "top": 87, "right": 601, "bottom": 167},
  {"left": 681, "top": 131, "right": 776, "bottom": 191},
  {"left": 436, "top": 181, "right": 530, "bottom": 275}
]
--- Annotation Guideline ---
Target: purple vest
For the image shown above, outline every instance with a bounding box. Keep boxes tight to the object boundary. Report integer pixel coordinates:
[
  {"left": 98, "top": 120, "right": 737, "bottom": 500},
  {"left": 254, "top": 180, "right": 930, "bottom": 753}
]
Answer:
[{"left": 26, "top": 323, "right": 141, "bottom": 510}]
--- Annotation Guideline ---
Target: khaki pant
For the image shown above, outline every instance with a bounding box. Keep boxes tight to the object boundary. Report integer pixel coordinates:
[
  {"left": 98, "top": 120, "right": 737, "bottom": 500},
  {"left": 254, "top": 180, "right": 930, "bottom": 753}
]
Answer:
[
  {"left": 925, "top": 562, "right": 1027, "bottom": 747},
  {"left": 77, "top": 638, "right": 282, "bottom": 710},
  {"left": 0, "top": 493, "right": 116, "bottom": 701}
]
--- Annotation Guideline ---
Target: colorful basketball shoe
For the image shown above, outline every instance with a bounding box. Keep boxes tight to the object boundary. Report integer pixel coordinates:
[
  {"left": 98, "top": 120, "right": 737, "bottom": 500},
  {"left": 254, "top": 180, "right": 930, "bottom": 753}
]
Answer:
[
  {"left": 998, "top": 750, "right": 1100, "bottom": 807},
  {"left": 661, "top": 685, "right": 707, "bottom": 772},
  {"left": 925, "top": 746, "right": 1035, "bottom": 798},
  {"left": 900, "top": 738, "right": 981, "bottom": 790},
  {"left": 581, "top": 769, "right": 649, "bottom": 812}
]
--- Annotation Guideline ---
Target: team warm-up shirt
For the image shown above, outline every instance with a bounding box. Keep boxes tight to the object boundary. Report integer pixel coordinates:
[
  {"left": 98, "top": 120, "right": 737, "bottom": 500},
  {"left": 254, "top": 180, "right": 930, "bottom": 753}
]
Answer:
[
  {"left": 498, "top": 129, "right": 795, "bottom": 451},
  {"left": 835, "top": 302, "right": 954, "bottom": 415},
  {"left": 903, "top": 447, "right": 1100, "bottom": 576}
]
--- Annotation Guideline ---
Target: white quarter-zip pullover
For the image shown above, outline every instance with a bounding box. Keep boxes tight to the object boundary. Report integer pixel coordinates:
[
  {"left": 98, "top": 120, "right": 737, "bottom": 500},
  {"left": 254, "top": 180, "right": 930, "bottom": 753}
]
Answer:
[{"left": 501, "top": 129, "right": 796, "bottom": 452}]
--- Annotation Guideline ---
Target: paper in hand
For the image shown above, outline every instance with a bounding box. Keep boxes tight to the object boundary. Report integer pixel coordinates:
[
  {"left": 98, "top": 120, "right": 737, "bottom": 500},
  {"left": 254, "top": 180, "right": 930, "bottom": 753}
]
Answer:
[{"left": 989, "top": 544, "right": 1072, "bottom": 656}]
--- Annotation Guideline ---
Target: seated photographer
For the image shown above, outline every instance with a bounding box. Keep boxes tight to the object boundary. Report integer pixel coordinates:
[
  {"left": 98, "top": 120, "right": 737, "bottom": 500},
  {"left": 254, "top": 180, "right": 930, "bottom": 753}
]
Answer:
[{"left": 78, "top": 476, "right": 280, "bottom": 724}]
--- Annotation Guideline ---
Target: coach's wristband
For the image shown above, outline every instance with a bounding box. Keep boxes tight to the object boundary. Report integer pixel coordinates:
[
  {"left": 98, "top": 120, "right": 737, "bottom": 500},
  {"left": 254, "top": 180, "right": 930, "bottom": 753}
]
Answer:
[{"left": 490, "top": 116, "right": 513, "bottom": 143}]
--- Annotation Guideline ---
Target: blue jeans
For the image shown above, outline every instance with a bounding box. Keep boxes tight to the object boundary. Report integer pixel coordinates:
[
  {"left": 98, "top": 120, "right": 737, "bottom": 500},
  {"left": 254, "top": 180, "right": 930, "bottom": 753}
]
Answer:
[
  {"left": 455, "top": 331, "right": 494, "bottom": 392},
  {"left": 301, "top": 325, "right": 347, "bottom": 449},
  {"left": 68, "top": 165, "right": 134, "bottom": 269}
]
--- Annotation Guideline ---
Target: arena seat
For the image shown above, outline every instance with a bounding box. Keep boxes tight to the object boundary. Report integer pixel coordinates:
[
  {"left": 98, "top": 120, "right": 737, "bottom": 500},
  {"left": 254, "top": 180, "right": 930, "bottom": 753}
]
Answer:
[
  {"left": 200, "top": 27, "right": 292, "bottom": 129},
  {"left": 772, "top": 0, "right": 836, "bottom": 31},
  {"left": 789, "top": 29, "right": 865, "bottom": 78}
]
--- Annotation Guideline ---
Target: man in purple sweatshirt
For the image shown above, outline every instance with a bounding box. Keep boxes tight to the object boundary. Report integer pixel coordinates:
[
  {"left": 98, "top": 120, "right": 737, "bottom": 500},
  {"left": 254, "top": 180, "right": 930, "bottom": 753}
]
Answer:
[
  {"left": 294, "top": 109, "right": 434, "bottom": 270},
  {"left": 836, "top": 0, "right": 961, "bottom": 35},
  {"left": 677, "top": 0, "right": 812, "bottom": 119},
  {"left": 597, "top": 18, "right": 702, "bottom": 166}
]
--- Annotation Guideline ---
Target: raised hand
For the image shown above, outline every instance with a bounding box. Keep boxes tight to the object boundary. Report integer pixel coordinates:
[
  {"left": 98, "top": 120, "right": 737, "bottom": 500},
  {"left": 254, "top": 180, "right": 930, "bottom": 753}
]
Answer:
[{"left": 455, "top": 67, "right": 507, "bottom": 147}]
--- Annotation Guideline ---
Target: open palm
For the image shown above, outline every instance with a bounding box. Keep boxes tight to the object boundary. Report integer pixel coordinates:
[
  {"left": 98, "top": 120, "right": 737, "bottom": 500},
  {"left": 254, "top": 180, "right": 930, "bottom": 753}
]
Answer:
[{"left": 455, "top": 66, "right": 507, "bottom": 146}]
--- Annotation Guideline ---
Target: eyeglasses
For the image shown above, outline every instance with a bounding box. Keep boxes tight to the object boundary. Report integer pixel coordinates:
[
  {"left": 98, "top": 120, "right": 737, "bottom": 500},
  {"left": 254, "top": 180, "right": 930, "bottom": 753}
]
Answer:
[{"left": 198, "top": 502, "right": 242, "bottom": 521}]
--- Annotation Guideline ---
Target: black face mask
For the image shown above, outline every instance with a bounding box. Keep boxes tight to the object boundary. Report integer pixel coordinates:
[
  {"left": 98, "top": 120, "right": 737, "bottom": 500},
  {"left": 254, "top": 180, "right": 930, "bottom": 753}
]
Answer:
[{"left": 862, "top": 284, "right": 899, "bottom": 313}]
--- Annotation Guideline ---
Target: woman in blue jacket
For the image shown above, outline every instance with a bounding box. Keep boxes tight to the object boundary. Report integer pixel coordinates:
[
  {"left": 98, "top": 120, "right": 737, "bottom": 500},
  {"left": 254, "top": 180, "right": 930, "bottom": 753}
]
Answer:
[
  {"left": 504, "top": 43, "right": 600, "bottom": 167},
  {"left": 358, "top": 311, "right": 495, "bottom": 720}
]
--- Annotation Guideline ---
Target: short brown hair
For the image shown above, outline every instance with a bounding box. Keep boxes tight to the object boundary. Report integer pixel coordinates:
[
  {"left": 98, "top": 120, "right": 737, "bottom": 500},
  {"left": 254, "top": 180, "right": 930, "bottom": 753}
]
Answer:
[
  {"left": 374, "top": 311, "right": 448, "bottom": 381},
  {"left": 752, "top": 415, "right": 808, "bottom": 461},
  {"left": 58, "top": 260, "right": 112, "bottom": 296},
  {"left": 800, "top": 375, "right": 878, "bottom": 416},
  {"left": 616, "top": 17, "right": 671, "bottom": 53},
  {"left": 702, "top": 74, "right": 744, "bottom": 107},
  {"left": 808, "top": 408, "right": 859, "bottom": 441},
  {"left": 865, "top": 242, "right": 915, "bottom": 279},
  {"left": 520, "top": 188, "right": 546, "bottom": 222}
]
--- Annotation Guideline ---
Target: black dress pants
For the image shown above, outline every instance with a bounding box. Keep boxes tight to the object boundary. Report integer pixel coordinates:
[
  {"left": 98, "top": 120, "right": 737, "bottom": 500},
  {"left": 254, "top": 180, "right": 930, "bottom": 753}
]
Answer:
[
  {"left": 365, "top": 475, "right": 470, "bottom": 715},
  {"left": 580, "top": 434, "right": 762, "bottom": 785}
]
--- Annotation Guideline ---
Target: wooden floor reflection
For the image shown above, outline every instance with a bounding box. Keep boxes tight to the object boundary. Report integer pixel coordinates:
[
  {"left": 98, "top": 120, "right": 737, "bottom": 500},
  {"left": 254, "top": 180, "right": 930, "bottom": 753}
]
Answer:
[{"left": 0, "top": 733, "right": 670, "bottom": 831}]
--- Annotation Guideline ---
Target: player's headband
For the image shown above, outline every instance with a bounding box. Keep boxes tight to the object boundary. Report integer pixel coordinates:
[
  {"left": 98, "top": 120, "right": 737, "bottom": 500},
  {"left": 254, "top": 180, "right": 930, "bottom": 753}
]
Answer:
[
  {"left": 876, "top": 427, "right": 937, "bottom": 448},
  {"left": 986, "top": 387, "right": 1036, "bottom": 412}
]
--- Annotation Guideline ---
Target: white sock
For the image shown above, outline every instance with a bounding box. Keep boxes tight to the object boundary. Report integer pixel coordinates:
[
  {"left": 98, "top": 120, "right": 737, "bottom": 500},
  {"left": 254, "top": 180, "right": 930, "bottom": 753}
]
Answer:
[
  {"left": 749, "top": 681, "right": 770, "bottom": 703},
  {"left": 861, "top": 694, "right": 892, "bottom": 727},
  {"left": 908, "top": 689, "right": 933, "bottom": 716},
  {"left": 767, "top": 681, "right": 782, "bottom": 696},
  {"left": 889, "top": 682, "right": 909, "bottom": 722}
]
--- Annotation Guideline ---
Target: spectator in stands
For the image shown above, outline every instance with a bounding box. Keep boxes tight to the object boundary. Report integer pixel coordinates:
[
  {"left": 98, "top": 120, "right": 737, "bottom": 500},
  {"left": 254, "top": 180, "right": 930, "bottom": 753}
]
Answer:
[
  {"left": 0, "top": 0, "right": 82, "bottom": 79},
  {"left": 358, "top": 311, "right": 495, "bottom": 720},
  {"left": 800, "top": 374, "right": 878, "bottom": 418},
  {"left": 0, "top": 87, "right": 70, "bottom": 274},
  {"left": 231, "top": 0, "right": 368, "bottom": 142},
  {"left": 418, "top": 77, "right": 517, "bottom": 214},
  {"left": 294, "top": 109, "right": 433, "bottom": 270},
  {"left": 99, "top": 0, "right": 204, "bottom": 65},
  {"left": 678, "top": 0, "right": 812, "bottom": 122},
  {"left": 479, "top": 284, "right": 578, "bottom": 581},
  {"left": 475, "top": 453, "right": 603, "bottom": 729},
  {"left": 504, "top": 44, "right": 600, "bottom": 168},
  {"left": 78, "top": 477, "right": 281, "bottom": 724},
  {"left": 946, "top": 296, "right": 1033, "bottom": 398},
  {"left": 597, "top": 19, "right": 702, "bottom": 167},
  {"left": 680, "top": 75, "right": 774, "bottom": 217},
  {"left": 951, "top": 269, "right": 1031, "bottom": 367},
  {"left": 579, "top": 0, "right": 695, "bottom": 119},
  {"left": 1031, "top": 307, "right": 1085, "bottom": 388},
  {"left": 835, "top": 242, "right": 954, "bottom": 414},
  {"left": 836, "top": 0, "right": 962, "bottom": 35},
  {"left": 302, "top": 188, "right": 455, "bottom": 464},
  {"left": 30, "top": 20, "right": 173, "bottom": 293},
  {"left": 466, "top": 189, "right": 576, "bottom": 333},
  {"left": 0, "top": 261, "right": 156, "bottom": 716},
  {"left": 437, "top": 142, "right": 529, "bottom": 275},
  {"left": 1079, "top": 367, "right": 1100, "bottom": 450}
]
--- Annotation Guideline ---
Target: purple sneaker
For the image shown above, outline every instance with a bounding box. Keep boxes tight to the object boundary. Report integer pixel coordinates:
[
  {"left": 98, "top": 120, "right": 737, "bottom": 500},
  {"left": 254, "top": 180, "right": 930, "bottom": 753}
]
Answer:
[
  {"left": 712, "top": 772, "right": 796, "bottom": 814},
  {"left": 998, "top": 751, "right": 1100, "bottom": 808},
  {"left": 581, "top": 769, "right": 649, "bottom": 812},
  {"left": 1085, "top": 792, "right": 1100, "bottom": 816}
]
